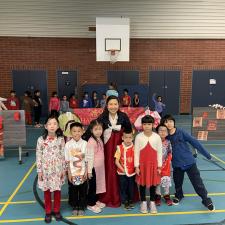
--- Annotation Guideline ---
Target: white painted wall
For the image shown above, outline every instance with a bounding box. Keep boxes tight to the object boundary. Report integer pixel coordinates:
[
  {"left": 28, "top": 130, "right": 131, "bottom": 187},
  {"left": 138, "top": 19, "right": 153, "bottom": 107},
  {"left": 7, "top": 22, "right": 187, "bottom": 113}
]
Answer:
[{"left": 1, "top": 0, "right": 225, "bottom": 38}]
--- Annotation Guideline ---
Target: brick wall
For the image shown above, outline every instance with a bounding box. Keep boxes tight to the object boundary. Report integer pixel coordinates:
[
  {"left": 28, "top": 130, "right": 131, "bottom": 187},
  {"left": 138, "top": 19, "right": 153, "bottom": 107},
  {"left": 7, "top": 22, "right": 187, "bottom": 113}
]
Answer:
[{"left": 1, "top": 37, "right": 225, "bottom": 113}]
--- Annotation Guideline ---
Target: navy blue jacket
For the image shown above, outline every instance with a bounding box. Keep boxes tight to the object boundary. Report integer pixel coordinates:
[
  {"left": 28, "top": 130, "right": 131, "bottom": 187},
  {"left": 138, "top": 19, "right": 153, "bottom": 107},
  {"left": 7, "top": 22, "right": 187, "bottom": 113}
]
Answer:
[{"left": 167, "top": 128, "right": 211, "bottom": 169}]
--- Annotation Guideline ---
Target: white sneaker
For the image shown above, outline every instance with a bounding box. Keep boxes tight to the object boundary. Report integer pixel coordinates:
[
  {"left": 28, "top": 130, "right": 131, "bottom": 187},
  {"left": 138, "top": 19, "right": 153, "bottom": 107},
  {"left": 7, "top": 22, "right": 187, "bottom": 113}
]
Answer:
[
  {"left": 149, "top": 201, "right": 157, "bottom": 214},
  {"left": 87, "top": 205, "right": 102, "bottom": 213},
  {"left": 140, "top": 201, "right": 148, "bottom": 214},
  {"left": 96, "top": 201, "right": 106, "bottom": 209}
]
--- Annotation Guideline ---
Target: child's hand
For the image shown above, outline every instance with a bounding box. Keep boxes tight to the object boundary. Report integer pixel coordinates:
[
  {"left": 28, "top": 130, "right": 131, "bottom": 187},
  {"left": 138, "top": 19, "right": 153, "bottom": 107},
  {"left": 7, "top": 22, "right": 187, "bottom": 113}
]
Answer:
[
  {"left": 67, "top": 172, "right": 72, "bottom": 183},
  {"left": 60, "top": 171, "right": 65, "bottom": 181},
  {"left": 38, "top": 172, "right": 43, "bottom": 181},
  {"left": 157, "top": 167, "right": 162, "bottom": 175},
  {"left": 88, "top": 173, "right": 93, "bottom": 179},
  {"left": 135, "top": 167, "right": 140, "bottom": 176}
]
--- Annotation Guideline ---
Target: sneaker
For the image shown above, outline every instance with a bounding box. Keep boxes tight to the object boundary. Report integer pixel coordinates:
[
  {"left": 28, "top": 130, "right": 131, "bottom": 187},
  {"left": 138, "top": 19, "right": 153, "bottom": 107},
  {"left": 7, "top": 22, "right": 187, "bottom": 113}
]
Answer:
[
  {"left": 52, "top": 212, "right": 62, "bottom": 221},
  {"left": 149, "top": 201, "right": 157, "bottom": 214},
  {"left": 140, "top": 201, "right": 148, "bottom": 214},
  {"left": 87, "top": 205, "right": 102, "bottom": 213},
  {"left": 172, "top": 197, "right": 181, "bottom": 205},
  {"left": 77, "top": 210, "right": 85, "bottom": 216},
  {"left": 96, "top": 201, "right": 106, "bottom": 209},
  {"left": 155, "top": 194, "right": 161, "bottom": 206},
  {"left": 128, "top": 201, "right": 135, "bottom": 209},
  {"left": 44, "top": 214, "right": 52, "bottom": 223},
  {"left": 72, "top": 209, "right": 78, "bottom": 216},
  {"left": 122, "top": 201, "right": 130, "bottom": 211},
  {"left": 164, "top": 195, "right": 173, "bottom": 206},
  {"left": 207, "top": 203, "right": 215, "bottom": 211}
]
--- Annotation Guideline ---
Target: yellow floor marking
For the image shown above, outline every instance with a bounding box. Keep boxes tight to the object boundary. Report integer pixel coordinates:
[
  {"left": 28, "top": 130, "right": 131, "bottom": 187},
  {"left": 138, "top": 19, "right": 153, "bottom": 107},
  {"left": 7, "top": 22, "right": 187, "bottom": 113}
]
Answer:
[
  {"left": 0, "top": 163, "right": 36, "bottom": 217},
  {"left": 211, "top": 153, "right": 225, "bottom": 165},
  {"left": 0, "top": 209, "right": 223, "bottom": 223},
  {"left": 1, "top": 192, "right": 225, "bottom": 206}
]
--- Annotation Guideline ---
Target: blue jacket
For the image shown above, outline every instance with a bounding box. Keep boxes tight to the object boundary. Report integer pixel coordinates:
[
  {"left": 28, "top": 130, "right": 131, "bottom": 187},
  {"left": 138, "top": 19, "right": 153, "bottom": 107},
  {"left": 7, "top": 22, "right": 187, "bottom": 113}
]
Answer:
[{"left": 167, "top": 128, "right": 211, "bottom": 170}]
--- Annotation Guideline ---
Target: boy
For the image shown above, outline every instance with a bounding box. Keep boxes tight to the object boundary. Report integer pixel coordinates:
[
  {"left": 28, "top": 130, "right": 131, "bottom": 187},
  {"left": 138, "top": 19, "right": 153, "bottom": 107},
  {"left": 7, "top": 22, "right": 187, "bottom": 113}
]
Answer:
[
  {"left": 161, "top": 114, "right": 215, "bottom": 211},
  {"left": 152, "top": 93, "right": 165, "bottom": 117},
  {"left": 135, "top": 115, "right": 162, "bottom": 214},
  {"left": 65, "top": 122, "right": 87, "bottom": 216},
  {"left": 114, "top": 128, "right": 135, "bottom": 210}
]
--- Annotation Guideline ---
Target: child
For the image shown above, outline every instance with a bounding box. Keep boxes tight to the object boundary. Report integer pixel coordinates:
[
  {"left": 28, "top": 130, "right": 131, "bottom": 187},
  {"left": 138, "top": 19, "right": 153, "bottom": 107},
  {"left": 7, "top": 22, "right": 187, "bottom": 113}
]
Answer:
[
  {"left": 155, "top": 124, "right": 172, "bottom": 206},
  {"left": 121, "top": 89, "right": 131, "bottom": 107},
  {"left": 134, "top": 115, "right": 162, "bottom": 214},
  {"left": 133, "top": 92, "right": 140, "bottom": 107},
  {"left": 36, "top": 115, "right": 65, "bottom": 223},
  {"left": 80, "top": 92, "right": 92, "bottom": 108},
  {"left": 115, "top": 128, "right": 135, "bottom": 210},
  {"left": 91, "top": 91, "right": 100, "bottom": 108},
  {"left": 106, "top": 82, "right": 119, "bottom": 98},
  {"left": 83, "top": 120, "right": 106, "bottom": 213},
  {"left": 21, "top": 91, "right": 34, "bottom": 125},
  {"left": 0, "top": 97, "right": 7, "bottom": 158},
  {"left": 64, "top": 122, "right": 88, "bottom": 216},
  {"left": 152, "top": 93, "right": 166, "bottom": 117},
  {"left": 49, "top": 92, "right": 60, "bottom": 117},
  {"left": 60, "top": 95, "right": 70, "bottom": 114},
  {"left": 100, "top": 93, "right": 106, "bottom": 108},
  {"left": 161, "top": 114, "right": 215, "bottom": 211},
  {"left": 69, "top": 93, "right": 78, "bottom": 109},
  {"left": 7, "top": 90, "right": 20, "bottom": 110},
  {"left": 33, "top": 90, "right": 42, "bottom": 128}
]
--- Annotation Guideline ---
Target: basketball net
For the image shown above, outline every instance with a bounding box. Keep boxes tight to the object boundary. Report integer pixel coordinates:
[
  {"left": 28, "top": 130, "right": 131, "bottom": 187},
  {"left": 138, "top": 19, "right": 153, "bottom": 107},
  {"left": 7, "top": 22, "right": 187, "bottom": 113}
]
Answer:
[{"left": 108, "top": 49, "right": 119, "bottom": 64}]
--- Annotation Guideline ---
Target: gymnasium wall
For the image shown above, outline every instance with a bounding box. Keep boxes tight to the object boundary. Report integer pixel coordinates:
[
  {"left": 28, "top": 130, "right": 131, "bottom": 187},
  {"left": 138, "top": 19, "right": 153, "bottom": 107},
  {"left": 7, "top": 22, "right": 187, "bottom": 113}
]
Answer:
[{"left": 1, "top": 37, "right": 225, "bottom": 113}]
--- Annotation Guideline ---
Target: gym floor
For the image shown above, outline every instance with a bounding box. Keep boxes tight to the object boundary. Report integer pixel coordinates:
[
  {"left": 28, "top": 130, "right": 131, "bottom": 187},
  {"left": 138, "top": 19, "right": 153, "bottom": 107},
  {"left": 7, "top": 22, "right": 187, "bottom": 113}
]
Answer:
[{"left": 1, "top": 116, "right": 225, "bottom": 225}]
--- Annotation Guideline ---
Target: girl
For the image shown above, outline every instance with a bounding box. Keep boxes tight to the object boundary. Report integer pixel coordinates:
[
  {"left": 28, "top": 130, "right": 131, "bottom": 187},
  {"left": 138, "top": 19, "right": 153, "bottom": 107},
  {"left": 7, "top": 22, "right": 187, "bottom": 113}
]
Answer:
[
  {"left": 0, "top": 97, "right": 7, "bottom": 158},
  {"left": 69, "top": 93, "right": 78, "bottom": 109},
  {"left": 133, "top": 92, "right": 140, "bottom": 107},
  {"left": 60, "top": 95, "right": 70, "bottom": 114},
  {"left": 134, "top": 115, "right": 162, "bottom": 214},
  {"left": 91, "top": 91, "right": 100, "bottom": 108},
  {"left": 97, "top": 95, "right": 132, "bottom": 207},
  {"left": 36, "top": 115, "right": 65, "bottom": 223},
  {"left": 33, "top": 90, "right": 42, "bottom": 128},
  {"left": 49, "top": 91, "right": 60, "bottom": 117},
  {"left": 155, "top": 124, "right": 172, "bottom": 206},
  {"left": 83, "top": 120, "right": 106, "bottom": 213}
]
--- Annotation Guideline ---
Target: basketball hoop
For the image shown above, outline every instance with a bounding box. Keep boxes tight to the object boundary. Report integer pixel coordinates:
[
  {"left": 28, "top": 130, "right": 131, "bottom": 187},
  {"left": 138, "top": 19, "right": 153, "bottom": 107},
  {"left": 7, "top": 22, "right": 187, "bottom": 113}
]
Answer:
[{"left": 107, "top": 49, "right": 120, "bottom": 64}]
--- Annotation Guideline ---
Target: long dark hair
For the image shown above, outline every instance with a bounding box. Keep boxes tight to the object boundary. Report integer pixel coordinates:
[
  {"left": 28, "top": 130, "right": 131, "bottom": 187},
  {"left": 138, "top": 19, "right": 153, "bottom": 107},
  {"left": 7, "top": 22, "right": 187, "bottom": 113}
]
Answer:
[
  {"left": 82, "top": 119, "right": 103, "bottom": 143},
  {"left": 103, "top": 95, "right": 120, "bottom": 113},
  {"left": 42, "top": 115, "right": 63, "bottom": 140}
]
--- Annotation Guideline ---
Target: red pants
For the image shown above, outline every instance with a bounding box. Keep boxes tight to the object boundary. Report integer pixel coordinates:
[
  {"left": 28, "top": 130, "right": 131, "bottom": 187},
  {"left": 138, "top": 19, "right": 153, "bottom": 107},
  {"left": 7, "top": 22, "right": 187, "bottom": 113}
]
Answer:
[
  {"left": 25, "top": 112, "right": 32, "bottom": 125},
  {"left": 44, "top": 190, "right": 61, "bottom": 214}
]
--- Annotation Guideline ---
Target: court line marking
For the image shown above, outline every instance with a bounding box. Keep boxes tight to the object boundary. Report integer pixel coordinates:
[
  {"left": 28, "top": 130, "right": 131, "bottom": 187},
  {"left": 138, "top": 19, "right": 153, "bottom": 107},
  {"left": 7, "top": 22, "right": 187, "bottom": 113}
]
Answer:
[
  {"left": 1, "top": 192, "right": 225, "bottom": 205},
  {"left": 0, "top": 163, "right": 36, "bottom": 217},
  {"left": 0, "top": 209, "right": 223, "bottom": 223},
  {"left": 211, "top": 153, "right": 225, "bottom": 165}
]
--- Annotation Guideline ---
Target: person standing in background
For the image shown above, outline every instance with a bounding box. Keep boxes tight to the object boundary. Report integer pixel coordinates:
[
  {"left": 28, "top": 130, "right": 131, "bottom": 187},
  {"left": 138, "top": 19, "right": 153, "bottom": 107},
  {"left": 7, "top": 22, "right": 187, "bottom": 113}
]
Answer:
[
  {"left": 33, "top": 90, "right": 42, "bottom": 128},
  {"left": 7, "top": 90, "right": 20, "bottom": 110}
]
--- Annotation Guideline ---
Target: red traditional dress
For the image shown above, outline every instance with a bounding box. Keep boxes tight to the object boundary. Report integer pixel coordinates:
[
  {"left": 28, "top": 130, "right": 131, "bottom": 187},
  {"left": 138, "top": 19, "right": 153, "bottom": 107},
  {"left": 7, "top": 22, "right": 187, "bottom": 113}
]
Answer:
[
  {"left": 134, "top": 132, "right": 162, "bottom": 187},
  {"left": 97, "top": 111, "right": 132, "bottom": 207}
]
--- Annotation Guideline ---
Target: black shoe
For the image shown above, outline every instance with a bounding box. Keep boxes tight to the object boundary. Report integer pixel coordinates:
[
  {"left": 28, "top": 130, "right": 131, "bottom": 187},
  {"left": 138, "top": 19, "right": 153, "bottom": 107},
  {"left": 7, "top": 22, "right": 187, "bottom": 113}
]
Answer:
[
  {"left": 172, "top": 197, "right": 182, "bottom": 205},
  {"left": 206, "top": 203, "right": 215, "bottom": 211},
  {"left": 44, "top": 214, "right": 52, "bottom": 223},
  {"left": 123, "top": 201, "right": 130, "bottom": 210},
  {"left": 52, "top": 212, "right": 62, "bottom": 221},
  {"left": 128, "top": 201, "right": 135, "bottom": 209}
]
